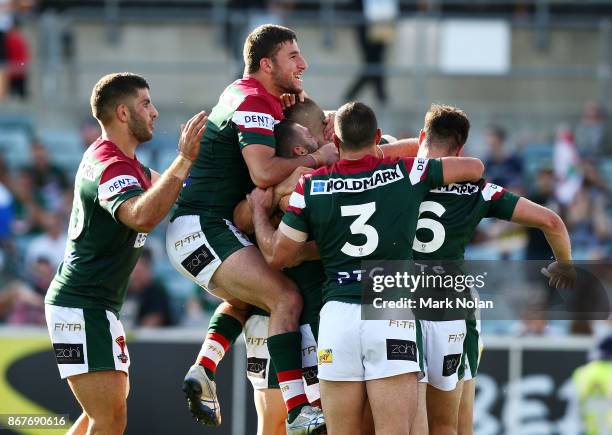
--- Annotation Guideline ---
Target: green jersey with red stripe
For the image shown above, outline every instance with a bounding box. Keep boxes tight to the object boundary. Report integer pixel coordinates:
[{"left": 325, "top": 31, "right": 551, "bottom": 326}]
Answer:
[
  {"left": 413, "top": 180, "right": 520, "bottom": 261},
  {"left": 174, "top": 77, "right": 284, "bottom": 220},
  {"left": 282, "top": 155, "right": 444, "bottom": 304},
  {"left": 45, "top": 139, "right": 153, "bottom": 314}
]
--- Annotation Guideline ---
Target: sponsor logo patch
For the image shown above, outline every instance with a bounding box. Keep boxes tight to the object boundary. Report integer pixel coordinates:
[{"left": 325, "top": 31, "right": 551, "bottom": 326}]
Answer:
[
  {"left": 409, "top": 158, "right": 429, "bottom": 185},
  {"left": 310, "top": 165, "right": 404, "bottom": 195},
  {"left": 181, "top": 244, "right": 215, "bottom": 277},
  {"left": 318, "top": 349, "right": 333, "bottom": 365},
  {"left": 53, "top": 343, "right": 85, "bottom": 364},
  {"left": 430, "top": 183, "right": 479, "bottom": 195},
  {"left": 232, "top": 111, "right": 279, "bottom": 131},
  {"left": 246, "top": 357, "right": 267, "bottom": 379},
  {"left": 386, "top": 339, "right": 417, "bottom": 362},
  {"left": 98, "top": 175, "right": 140, "bottom": 200},
  {"left": 442, "top": 353, "right": 462, "bottom": 376},
  {"left": 54, "top": 323, "right": 83, "bottom": 332},
  {"left": 302, "top": 366, "right": 319, "bottom": 386},
  {"left": 481, "top": 183, "right": 504, "bottom": 201},
  {"left": 115, "top": 336, "right": 129, "bottom": 364}
]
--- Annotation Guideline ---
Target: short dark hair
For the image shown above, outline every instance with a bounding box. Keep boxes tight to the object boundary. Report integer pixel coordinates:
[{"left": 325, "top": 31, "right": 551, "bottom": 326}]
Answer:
[
  {"left": 284, "top": 98, "right": 325, "bottom": 141},
  {"left": 243, "top": 24, "right": 297, "bottom": 75},
  {"left": 423, "top": 104, "right": 470, "bottom": 151},
  {"left": 335, "top": 102, "right": 378, "bottom": 151},
  {"left": 90, "top": 73, "right": 149, "bottom": 125},
  {"left": 274, "top": 120, "right": 300, "bottom": 158}
]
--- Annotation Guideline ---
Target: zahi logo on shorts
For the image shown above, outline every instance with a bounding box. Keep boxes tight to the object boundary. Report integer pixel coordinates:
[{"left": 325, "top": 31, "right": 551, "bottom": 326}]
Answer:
[
  {"left": 181, "top": 244, "right": 214, "bottom": 278},
  {"left": 302, "top": 366, "right": 319, "bottom": 385},
  {"left": 318, "top": 349, "right": 333, "bottom": 365},
  {"left": 53, "top": 343, "right": 85, "bottom": 364},
  {"left": 442, "top": 354, "right": 462, "bottom": 376},
  {"left": 386, "top": 339, "right": 417, "bottom": 362},
  {"left": 246, "top": 357, "right": 267, "bottom": 379},
  {"left": 115, "top": 336, "right": 129, "bottom": 364}
]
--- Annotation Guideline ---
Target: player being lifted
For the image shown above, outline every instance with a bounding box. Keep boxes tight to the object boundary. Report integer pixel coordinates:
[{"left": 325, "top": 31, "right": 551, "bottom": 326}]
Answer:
[
  {"left": 44, "top": 73, "right": 207, "bottom": 435},
  {"left": 408, "top": 104, "right": 574, "bottom": 435},
  {"left": 165, "top": 24, "right": 336, "bottom": 433},
  {"left": 249, "top": 101, "right": 485, "bottom": 435},
  {"left": 234, "top": 119, "right": 326, "bottom": 435}
]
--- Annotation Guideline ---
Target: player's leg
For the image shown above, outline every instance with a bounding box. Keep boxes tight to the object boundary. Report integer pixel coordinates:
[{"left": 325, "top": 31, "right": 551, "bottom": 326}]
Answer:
[
  {"left": 426, "top": 383, "right": 463, "bottom": 435},
  {"left": 167, "top": 216, "right": 316, "bottom": 429},
  {"left": 366, "top": 373, "right": 418, "bottom": 434},
  {"left": 254, "top": 389, "right": 287, "bottom": 435},
  {"left": 319, "top": 380, "right": 366, "bottom": 435},
  {"left": 361, "top": 399, "right": 375, "bottom": 435},
  {"left": 66, "top": 413, "right": 88, "bottom": 435},
  {"left": 419, "top": 320, "right": 467, "bottom": 434},
  {"left": 411, "top": 382, "right": 429, "bottom": 435},
  {"left": 457, "top": 379, "right": 475, "bottom": 435},
  {"left": 212, "top": 246, "right": 313, "bottom": 426},
  {"left": 189, "top": 300, "right": 248, "bottom": 380},
  {"left": 67, "top": 371, "right": 128, "bottom": 434},
  {"left": 361, "top": 318, "right": 423, "bottom": 433}
]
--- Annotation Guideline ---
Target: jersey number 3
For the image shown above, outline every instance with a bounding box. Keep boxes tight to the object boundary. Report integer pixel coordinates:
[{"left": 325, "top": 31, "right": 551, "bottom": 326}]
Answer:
[
  {"left": 341, "top": 202, "right": 378, "bottom": 257},
  {"left": 412, "top": 201, "right": 446, "bottom": 253}
]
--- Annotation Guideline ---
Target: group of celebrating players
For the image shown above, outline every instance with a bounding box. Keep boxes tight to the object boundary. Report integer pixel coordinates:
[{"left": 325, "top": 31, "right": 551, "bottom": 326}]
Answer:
[{"left": 43, "top": 23, "right": 575, "bottom": 435}]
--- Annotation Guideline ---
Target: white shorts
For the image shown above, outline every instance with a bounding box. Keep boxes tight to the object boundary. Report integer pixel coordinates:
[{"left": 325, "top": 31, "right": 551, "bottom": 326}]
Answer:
[
  {"left": 317, "top": 301, "right": 422, "bottom": 381},
  {"left": 244, "top": 314, "right": 320, "bottom": 403},
  {"left": 419, "top": 320, "right": 467, "bottom": 391},
  {"left": 45, "top": 304, "right": 130, "bottom": 379},
  {"left": 166, "top": 214, "right": 252, "bottom": 291}
]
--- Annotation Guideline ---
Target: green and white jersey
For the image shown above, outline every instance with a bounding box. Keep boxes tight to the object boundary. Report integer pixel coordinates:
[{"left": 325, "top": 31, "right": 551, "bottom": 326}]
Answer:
[
  {"left": 45, "top": 139, "right": 152, "bottom": 315},
  {"left": 282, "top": 155, "right": 444, "bottom": 304},
  {"left": 174, "top": 77, "right": 284, "bottom": 220},
  {"left": 413, "top": 179, "right": 519, "bottom": 261}
]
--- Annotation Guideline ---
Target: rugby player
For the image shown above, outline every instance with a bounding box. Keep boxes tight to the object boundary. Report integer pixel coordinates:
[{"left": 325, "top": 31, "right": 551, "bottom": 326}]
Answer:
[
  {"left": 235, "top": 119, "right": 325, "bottom": 435},
  {"left": 165, "top": 24, "right": 336, "bottom": 432},
  {"left": 249, "top": 101, "right": 485, "bottom": 435},
  {"left": 410, "top": 104, "right": 574, "bottom": 435},
  {"left": 44, "top": 72, "right": 207, "bottom": 435}
]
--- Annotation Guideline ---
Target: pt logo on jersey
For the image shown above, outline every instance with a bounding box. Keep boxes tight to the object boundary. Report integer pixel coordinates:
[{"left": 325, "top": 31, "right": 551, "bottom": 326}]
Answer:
[
  {"left": 53, "top": 343, "right": 84, "bottom": 364},
  {"left": 302, "top": 366, "right": 319, "bottom": 386},
  {"left": 181, "top": 244, "right": 214, "bottom": 277},
  {"left": 246, "top": 357, "right": 267, "bottom": 379},
  {"left": 442, "top": 354, "right": 462, "bottom": 376},
  {"left": 386, "top": 339, "right": 417, "bottom": 362},
  {"left": 318, "top": 349, "right": 333, "bottom": 365},
  {"left": 115, "top": 336, "right": 129, "bottom": 364}
]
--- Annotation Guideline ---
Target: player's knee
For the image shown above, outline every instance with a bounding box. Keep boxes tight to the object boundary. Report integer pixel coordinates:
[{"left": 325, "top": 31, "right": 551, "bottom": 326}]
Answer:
[
  {"left": 89, "top": 400, "right": 127, "bottom": 434},
  {"left": 274, "top": 286, "right": 303, "bottom": 318}
]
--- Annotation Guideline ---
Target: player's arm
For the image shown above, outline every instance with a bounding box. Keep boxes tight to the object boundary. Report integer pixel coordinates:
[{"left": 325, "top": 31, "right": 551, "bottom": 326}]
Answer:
[
  {"left": 504, "top": 196, "right": 574, "bottom": 288},
  {"left": 440, "top": 157, "right": 484, "bottom": 184},
  {"left": 242, "top": 143, "right": 336, "bottom": 188},
  {"left": 379, "top": 138, "right": 419, "bottom": 158},
  {"left": 115, "top": 112, "right": 207, "bottom": 232},
  {"left": 511, "top": 198, "right": 571, "bottom": 262},
  {"left": 150, "top": 170, "right": 161, "bottom": 185},
  {"left": 248, "top": 187, "right": 306, "bottom": 269}
]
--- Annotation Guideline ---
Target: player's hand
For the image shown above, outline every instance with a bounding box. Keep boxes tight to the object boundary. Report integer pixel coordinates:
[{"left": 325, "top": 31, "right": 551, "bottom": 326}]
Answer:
[
  {"left": 178, "top": 111, "right": 207, "bottom": 162},
  {"left": 311, "top": 142, "right": 339, "bottom": 166},
  {"left": 541, "top": 261, "right": 576, "bottom": 289},
  {"left": 274, "top": 166, "right": 312, "bottom": 201},
  {"left": 323, "top": 111, "right": 335, "bottom": 142},
  {"left": 247, "top": 187, "right": 274, "bottom": 214},
  {"left": 279, "top": 91, "right": 308, "bottom": 109}
]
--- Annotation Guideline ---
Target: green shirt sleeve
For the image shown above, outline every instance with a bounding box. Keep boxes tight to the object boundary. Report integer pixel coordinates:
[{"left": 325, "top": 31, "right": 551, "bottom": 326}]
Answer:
[{"left": 484, "top": 183, "right": 520, "bottom": 220}]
